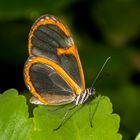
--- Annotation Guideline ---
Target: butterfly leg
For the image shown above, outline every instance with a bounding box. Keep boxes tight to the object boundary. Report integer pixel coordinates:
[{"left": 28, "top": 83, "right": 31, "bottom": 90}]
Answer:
[
  {"left": 89, "top": 95, "right": 101, "bottom": 127},
  {"left": 53, "top": 105, "right": 77, "bottom": 131}
]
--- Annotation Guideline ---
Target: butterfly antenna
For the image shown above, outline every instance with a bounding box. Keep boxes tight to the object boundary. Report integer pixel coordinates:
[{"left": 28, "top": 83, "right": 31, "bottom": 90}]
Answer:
[{"left": 91, "top": 57, "right": 111, "bottom": 88}]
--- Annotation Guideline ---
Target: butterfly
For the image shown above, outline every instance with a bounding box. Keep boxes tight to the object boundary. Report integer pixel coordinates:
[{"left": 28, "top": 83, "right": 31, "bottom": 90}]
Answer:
[
  {"left": 23, "top": 14, "right": 96, "bottom": 106},
  {"left": 24, "top": 14, "right": 111, "bottom": 109}
]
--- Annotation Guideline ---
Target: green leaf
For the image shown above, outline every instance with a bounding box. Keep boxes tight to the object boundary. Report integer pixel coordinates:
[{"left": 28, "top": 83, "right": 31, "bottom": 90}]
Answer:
[
  {"left": 31, "top": 96, "right": 122, "bottom": 140},
  {"left": 0, "top": 89, "right": 33, "bottom": 140},
  {"left": 135, "top": 133, "right": 140, "bottom": 140},
  {"left": 0, "top": 89, "right": 122, "bottom": 140}
]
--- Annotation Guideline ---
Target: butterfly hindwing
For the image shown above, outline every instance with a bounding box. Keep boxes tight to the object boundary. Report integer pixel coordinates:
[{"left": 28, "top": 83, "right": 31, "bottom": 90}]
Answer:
[{"left": 24, "top": 56, "right": 76, "bottom": 105}]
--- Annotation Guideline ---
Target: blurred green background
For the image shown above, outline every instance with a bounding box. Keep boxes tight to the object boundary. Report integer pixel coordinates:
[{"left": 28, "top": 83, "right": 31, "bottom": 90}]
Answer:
[{"left": 0, "top": 0, "right": 140, "bottom": 139}]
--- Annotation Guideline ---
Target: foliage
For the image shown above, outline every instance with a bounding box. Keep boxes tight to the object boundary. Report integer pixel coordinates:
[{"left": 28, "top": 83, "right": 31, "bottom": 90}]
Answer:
[
  {"left": 135, "top": 133, "right": 140, "bottom": 140},
  {"left": 0, "top": 89, "right": 122, "bottom": 140}
]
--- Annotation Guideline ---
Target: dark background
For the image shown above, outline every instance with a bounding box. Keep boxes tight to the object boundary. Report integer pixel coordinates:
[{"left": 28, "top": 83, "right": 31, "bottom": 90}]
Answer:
[{"left": 0, "top": 0, "right": 140, "bottom": 139}]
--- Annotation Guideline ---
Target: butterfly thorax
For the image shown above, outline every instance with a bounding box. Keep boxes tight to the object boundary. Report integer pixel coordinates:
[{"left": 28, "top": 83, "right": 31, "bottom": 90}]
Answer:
[{"left": 74, "top": 88, "right": 95, "bottom": 105}]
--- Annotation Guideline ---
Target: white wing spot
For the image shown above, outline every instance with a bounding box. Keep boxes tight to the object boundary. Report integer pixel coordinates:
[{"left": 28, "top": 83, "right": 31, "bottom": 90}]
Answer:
[
  {"left": 40, "top": 18, "right": 45, "bottom": 22},
  {"left": 45, "top": 16, "right": 50, "bottom": 20},
  {"left": 25, "top": 64, "right": 28, "bottom": 67},
  {"left": 23, "top": 73, "right": 26, "bottom": 78},
  {"left": 28, "top": 59, "right": 32, "bottom": 62},
  {"left": 67, "top": 37, "right": 74, "bottom": 46},
  {"left": 51, "top": 16, "right": 57, "bottom": 21},
  {"left": 27, "top": 85, "right": 31, "bottom": 90}
]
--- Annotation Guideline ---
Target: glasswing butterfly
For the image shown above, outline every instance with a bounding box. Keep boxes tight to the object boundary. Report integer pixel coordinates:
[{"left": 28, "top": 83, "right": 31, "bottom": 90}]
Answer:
[{"left": 23, "top": 14, "right": 110, "bottom": 129}]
